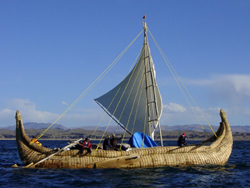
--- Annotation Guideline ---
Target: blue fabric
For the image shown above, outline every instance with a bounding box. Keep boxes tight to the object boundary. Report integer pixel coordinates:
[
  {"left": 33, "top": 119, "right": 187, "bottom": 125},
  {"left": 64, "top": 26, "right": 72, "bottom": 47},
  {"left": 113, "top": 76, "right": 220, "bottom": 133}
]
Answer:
[{"left": 128, "top": 132, "right": 158, "bottom": 148}]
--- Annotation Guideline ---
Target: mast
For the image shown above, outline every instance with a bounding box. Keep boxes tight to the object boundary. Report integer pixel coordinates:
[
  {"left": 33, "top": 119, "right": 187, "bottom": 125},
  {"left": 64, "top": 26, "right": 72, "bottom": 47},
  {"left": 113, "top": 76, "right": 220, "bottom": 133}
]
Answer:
[
  {"left": 95, "top": 16, "right": 163, "bottom": 145},
  {"left": 142, "top": 17, "right": 163, "bottom": 145}
]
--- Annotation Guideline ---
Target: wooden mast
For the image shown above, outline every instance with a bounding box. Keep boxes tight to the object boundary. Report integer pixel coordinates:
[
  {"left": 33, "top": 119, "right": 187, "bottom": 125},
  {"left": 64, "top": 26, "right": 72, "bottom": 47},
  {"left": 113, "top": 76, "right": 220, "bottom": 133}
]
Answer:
[{"left": 142, "top": 15, "right": 163, "bottom": 146}]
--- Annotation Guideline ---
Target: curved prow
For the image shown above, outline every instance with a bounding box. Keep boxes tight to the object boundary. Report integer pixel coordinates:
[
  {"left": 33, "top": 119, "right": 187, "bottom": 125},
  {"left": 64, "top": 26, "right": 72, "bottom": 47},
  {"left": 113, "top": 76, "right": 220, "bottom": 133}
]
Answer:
[{"left": 15, "top": 110, "right": 52, "bottom": 164}]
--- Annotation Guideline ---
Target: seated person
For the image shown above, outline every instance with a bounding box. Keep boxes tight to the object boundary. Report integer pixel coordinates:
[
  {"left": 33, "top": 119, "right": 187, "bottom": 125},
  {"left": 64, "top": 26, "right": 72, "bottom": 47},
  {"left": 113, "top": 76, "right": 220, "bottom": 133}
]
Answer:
[
  {"left": 103, "top": 135, "right": 114, "bottom": 150},
  {"left": 79, "top": 137, "right": 92, "bottom": 155},
  {"left": 31, "top": 136, "right": 42, "bottom": 146},
  {"left": 177, "top": 133, "right": 187, "bottom": 147},
  {"left": 111, "top": 134, "right": 129, "bottom": 151}
]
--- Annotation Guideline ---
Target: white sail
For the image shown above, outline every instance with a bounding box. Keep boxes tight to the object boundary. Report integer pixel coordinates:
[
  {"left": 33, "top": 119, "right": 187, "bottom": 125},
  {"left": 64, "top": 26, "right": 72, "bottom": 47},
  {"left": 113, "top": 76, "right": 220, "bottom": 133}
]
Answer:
[{"left": 95, "top": 21, "right": 162, "bottom": 139}]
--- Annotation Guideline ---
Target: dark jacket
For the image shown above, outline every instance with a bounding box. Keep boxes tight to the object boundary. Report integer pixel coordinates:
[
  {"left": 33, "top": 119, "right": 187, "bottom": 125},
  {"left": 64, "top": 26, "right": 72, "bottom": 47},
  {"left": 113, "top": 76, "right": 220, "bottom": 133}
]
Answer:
[
  {"left": 177, "top": 135, "right": 187, "bottom": 146},
  {"left": 103, "top": 138, "right": 113, "bottom": 150},
  {"left": 110, "top": 136, "right": 122, "bottom": 147}
]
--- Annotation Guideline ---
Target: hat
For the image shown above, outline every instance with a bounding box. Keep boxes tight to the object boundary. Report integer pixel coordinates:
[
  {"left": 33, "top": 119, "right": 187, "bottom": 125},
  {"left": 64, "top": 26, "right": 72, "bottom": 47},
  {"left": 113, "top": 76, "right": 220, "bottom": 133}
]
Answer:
[
  {"left": 182, "top": 133, "right": 186, "bottom": 136},
  {"left": 85, "top": 137, "right": 89, "bottom": 141}
]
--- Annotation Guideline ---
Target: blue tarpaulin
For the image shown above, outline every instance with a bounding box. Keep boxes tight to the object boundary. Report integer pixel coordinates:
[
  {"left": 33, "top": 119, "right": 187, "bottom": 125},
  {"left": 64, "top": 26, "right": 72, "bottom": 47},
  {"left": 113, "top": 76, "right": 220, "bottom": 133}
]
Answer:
[{"left": 128, "top": 132, "right": 158, "bottom": 148}]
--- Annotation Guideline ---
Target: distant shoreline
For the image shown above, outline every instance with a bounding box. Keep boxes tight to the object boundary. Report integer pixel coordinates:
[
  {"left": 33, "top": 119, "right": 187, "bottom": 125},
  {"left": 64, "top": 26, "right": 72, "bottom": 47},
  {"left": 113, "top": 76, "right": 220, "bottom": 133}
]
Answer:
[{"left": 1, "top": 138, "right": 249, "bottom": 141}]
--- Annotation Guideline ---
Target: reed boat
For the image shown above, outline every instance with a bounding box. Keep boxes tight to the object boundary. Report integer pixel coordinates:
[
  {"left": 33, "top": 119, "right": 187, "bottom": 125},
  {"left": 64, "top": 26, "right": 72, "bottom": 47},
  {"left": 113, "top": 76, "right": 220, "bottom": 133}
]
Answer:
[
  {"left": 16, "top": 109, "right": 232, "bottom": 169},
  {"left": 15, "top": 17, "right": 233, "bottom": 169}
]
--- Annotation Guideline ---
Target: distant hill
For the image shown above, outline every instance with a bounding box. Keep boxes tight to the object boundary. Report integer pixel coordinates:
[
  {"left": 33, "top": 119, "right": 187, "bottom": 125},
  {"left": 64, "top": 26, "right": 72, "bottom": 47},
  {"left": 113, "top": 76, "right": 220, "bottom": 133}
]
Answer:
[
  {"left": 1, "top": 122, "right": 69, "bottom": 131},
  {"left": 72, "top": 124, "right": 250, "bottom": 133},
  {"left": 1, "top": 123, "right": 250, "bottom": 133},
  {"left": 1, "top": 127, "right": 250, "bottom": 141}
]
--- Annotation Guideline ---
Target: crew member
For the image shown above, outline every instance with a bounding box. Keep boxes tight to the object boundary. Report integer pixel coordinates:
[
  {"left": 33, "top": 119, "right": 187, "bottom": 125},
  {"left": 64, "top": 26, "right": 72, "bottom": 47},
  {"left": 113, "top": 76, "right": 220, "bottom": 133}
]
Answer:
[
  {"left": 177, "top": 133, "right": 187, "bottom": 147},
  {"left": 111, "top": 134, "right": 128, "bottom": 151},
  {"left": 80, "top": 137, "right": 92, "bottom": 155},
  {"left": 103, "top": 135, "right": 114, "bottom": 150}
]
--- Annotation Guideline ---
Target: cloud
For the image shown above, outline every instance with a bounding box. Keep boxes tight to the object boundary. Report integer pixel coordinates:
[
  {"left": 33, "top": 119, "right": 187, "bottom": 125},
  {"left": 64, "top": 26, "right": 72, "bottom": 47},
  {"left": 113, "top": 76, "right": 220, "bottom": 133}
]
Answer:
[
  {"left": 159, "top": 74, "right": 250, "bottom": 125},
  {"left": 184, "top": 74, "right": 250, "bottom": 112},
  {"left": 160, "top": 102, "right": 221, "bottom": 126},
  {"left": 187, "top": 74, "right": 250, "bottom": 99},
  {"left": 62, "top": 101, "right": 69, "bottom": 106},
  {"left": 2, "top": 74, "right": 250, "bottom": 128},
  {"left": 0, "top": 98, "right": 110, "bottom": 128},
  {"left": 163, "top": 103, "right": 186, "bottom": 113},
  {"left": 4, "top": 98, "right": 58, "bottom": 124}
]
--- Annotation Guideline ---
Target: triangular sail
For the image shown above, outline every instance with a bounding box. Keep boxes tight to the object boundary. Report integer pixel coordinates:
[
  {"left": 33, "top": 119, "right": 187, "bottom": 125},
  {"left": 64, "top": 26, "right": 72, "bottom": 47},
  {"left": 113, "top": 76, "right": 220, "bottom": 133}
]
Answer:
[{"left": 95, "top": 21, "right": 162, "bottom": 139}]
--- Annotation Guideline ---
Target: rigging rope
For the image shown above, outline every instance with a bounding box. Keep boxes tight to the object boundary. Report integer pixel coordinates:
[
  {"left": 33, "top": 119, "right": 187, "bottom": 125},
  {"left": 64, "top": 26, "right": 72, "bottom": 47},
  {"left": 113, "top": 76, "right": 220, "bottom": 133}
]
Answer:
[
  {"left": 120, "top": 49, "right": 147, "bottom": 148},
  {"left": 36, "top": 30, "right": 144, "bottom": 141},
  {"left": 148, "top": 29, "right": 217, "bottom": 138},
  {"left": 113, "top": 51, "right": 142, "bottom": 136}
]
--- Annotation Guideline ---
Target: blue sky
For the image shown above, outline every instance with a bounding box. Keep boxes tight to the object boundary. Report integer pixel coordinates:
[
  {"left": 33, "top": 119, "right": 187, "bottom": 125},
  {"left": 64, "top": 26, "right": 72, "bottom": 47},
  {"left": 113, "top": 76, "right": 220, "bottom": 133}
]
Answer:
[{"left": 1, "top": 0, "right": 250, "bottom": 128}]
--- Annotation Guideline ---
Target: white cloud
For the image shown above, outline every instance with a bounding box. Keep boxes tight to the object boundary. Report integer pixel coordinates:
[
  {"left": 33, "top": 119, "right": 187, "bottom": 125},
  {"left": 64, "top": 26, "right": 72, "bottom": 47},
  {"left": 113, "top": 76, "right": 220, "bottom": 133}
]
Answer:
[
  {"left": 2, "top": 73, "right": 250, "bottom": 128},
  {"left": 187, "top": 74, "right": 250, "bottom": 98},
  {"left": 62, "top": 101, "right": 69, "bottom": 106},
  {"left": 0, "top": 98, "right": 110, "bottom": 128},
  {"left": 158, "top": 74, "right": 250, "bottom": 125},
  {"left": 160, "top": 102, "right": 221, "bottom": 126},
  {"left": 182, "top": 74, "right": 250, "bottom": 113},
  {"left": 163, "top": 103, "right": 186, "bottom": 113},
  {"left": 4, "top": 98, "right": 58, "bottom": 124}
]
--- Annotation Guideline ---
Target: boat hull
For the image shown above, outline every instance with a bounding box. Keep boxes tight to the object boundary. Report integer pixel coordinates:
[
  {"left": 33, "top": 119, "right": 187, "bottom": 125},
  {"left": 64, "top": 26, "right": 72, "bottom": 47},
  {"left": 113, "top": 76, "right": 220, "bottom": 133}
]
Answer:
[{"left": 15, "top": 109, "right": 233, "bottom": 169}]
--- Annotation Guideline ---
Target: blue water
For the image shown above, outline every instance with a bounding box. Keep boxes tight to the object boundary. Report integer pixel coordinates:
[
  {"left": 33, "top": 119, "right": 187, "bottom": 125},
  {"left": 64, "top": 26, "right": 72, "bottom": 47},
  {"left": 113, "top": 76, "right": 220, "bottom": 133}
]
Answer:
[{"left": 0, "top": 140, "right": 250, "bottom": 187}]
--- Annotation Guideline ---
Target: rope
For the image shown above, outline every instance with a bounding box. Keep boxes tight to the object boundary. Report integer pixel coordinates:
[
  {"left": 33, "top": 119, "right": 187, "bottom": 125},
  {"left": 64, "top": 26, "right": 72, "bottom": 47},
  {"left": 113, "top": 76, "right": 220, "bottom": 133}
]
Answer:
[
  {"left": 148, "top": 29, "right": 217, "bottom": 138},
  {"left": 113, "top": 51, "right": 142, "bottom": 137},
  {"left": 92, "top": 30, "right": 144, "bottom": 153},
  {"left": 120, "top": 49, "right": 147, "bottom": 148},
  {"left": 94, "top": 87, "right": 122, "bottom": 152},
  {"left": 36, "top": 30, "right": 143, "bottom": 141}
]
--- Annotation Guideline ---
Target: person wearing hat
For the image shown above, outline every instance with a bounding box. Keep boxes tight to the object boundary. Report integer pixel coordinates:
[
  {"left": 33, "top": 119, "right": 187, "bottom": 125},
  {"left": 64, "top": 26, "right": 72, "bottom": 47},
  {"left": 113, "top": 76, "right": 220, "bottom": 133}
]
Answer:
[
  {"left": 177, "top": 133, "right": 187, "bottom": 147},
  {"left": 79, "top": 137, "right": 92, "bottom": 155}
]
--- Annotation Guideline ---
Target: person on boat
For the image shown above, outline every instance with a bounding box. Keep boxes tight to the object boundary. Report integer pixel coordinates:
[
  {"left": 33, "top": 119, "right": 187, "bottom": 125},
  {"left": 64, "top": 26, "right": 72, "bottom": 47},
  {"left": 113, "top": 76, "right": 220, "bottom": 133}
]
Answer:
[
  {"left": 177, "top": 133, "right": 187, "bottom": 147},
  {"left": 79, "top": 137, "right": 92, "bottom": 155},
  {"left": 111, "top": 134, "right": 128, "bottom": 151},
  {"left": 31, "top": 136, "right": 42, "bottom": 146},
  {"left": 103, "top": 135, "right": 114, "bottom": 150}
]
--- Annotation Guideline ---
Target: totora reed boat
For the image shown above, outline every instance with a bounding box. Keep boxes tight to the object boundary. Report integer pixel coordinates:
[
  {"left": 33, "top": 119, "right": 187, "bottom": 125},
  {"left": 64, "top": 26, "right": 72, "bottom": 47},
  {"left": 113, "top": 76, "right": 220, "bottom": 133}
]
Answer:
[{"left": 15, "top": 17, "right": 233, "bottom": 169}]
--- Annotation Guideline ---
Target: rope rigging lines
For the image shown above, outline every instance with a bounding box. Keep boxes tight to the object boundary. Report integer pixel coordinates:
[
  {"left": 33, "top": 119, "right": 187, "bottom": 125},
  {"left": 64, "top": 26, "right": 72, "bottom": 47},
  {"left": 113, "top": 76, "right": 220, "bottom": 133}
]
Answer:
[
  {"left": 148, "top": 29, "right": 217, "bottom": 137},
  {"left": 36, "top": 30, "right": 144, "bottom": 140},
  {"left": 36, "top": 25, "right": 217, "bottom": 142}
]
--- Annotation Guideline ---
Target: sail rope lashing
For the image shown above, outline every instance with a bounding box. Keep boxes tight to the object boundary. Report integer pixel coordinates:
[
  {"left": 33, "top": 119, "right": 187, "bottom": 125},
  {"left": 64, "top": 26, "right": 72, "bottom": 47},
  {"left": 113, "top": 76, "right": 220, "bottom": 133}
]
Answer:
[
  {"left": 131, "top": 76, "right": 145, "bottom": 134},
  {"left": 93, "top": 88, "right": 127, "bottom": 150},
  {"left": 143, "top": 44, "right": 162, "bottom": 143},
  {"left": 109, "top": 42, "right": 154, "bottom": 149},
  {"left": 119, "top": 68, "right": 145, "bottom": 147},
  {"left": 112, "top": 51, "right": 142, "bottom": 136},
  {"left": 106, "top": 45, "right": 144, "bottom": 135},
  {"left": 142, "top": 101, "right": 148, "bottom": 148},
  {"left": 118, "top": 42, "right": 158, "bottom": 149},
  {"left": 35, "top": 30, "right": 144, "bottom": 141},
  {"left": 91, "top": 85, "right": 124, "bottom": 142},
  {"left": 148, "top": 29, "right": 217, "bottom": 138},
  {"left": 90, "top": 30, "right": 145, "bottom": 151},
  {"left": 119, "top": 51, "right": 148, "bottom": 149},
  {"left": 95, "top": 43, "right": 147, "bottom": 140}
]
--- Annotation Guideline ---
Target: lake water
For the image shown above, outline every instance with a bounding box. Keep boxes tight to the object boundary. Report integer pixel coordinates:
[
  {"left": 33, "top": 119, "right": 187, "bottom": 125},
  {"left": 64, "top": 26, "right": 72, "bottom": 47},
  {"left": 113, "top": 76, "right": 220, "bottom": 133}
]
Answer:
[{"left": 0, "top": 140, "right": 249, "bottom": 187}]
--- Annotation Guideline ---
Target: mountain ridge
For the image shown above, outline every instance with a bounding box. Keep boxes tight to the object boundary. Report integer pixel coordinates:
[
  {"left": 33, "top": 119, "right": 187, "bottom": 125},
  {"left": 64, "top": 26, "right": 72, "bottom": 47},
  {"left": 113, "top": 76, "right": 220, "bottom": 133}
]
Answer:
[{"left": 2, "top": 122, "right": 250, "bottom": 133}]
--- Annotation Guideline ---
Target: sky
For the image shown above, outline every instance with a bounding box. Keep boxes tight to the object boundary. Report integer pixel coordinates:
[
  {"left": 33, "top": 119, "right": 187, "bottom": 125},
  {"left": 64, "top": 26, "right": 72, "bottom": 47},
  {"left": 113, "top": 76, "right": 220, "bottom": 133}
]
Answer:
[{"left": 0, "top": 0, "right": 250, "bottom": 128}]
